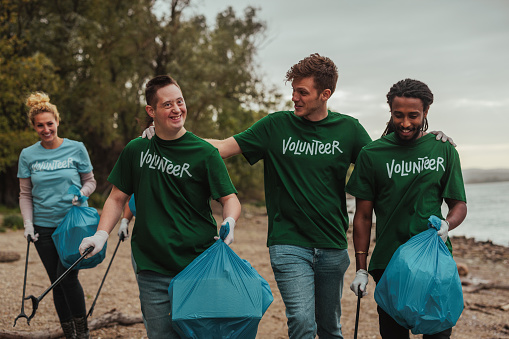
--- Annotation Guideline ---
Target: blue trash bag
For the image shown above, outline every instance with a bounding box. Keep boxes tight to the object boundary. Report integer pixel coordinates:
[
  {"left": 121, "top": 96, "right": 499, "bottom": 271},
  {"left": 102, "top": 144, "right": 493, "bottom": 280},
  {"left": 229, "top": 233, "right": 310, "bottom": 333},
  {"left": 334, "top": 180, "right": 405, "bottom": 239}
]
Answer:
[
  {"left": 52, "top": 185, "right": 107, "bottom": 269},
  {"left": 168, "top": 223, "right": 273, "bottom": 339},
  {"left": 128, "top": 195, "right": 136, "bottom": 217},
  {"left": 374, "top": 215, "right": 464, "bottom": 335}
]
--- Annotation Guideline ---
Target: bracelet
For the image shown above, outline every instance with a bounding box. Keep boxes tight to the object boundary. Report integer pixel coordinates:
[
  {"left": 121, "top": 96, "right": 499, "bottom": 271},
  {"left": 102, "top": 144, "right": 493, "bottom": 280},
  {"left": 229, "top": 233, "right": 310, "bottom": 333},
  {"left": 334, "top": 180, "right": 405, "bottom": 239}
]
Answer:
[{"left": 355, "top": 251, "right": 368, "bottom": 255}]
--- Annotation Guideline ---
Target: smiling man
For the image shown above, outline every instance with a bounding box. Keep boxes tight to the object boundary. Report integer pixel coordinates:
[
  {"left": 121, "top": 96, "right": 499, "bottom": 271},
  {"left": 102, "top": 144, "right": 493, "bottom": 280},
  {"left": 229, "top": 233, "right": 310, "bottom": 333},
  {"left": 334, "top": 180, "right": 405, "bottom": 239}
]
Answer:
[
  {"left": 142, "top": 57, "right": 454, "bottom": 339},
  {"left": 347, "top": 78, "right": 467, "bottom": 339},
  {"left": 79, "top": 75, "right": 241, "bottom": 338},
  {"left": 205, "top": 54, "right": 372, "bottom": 339}
]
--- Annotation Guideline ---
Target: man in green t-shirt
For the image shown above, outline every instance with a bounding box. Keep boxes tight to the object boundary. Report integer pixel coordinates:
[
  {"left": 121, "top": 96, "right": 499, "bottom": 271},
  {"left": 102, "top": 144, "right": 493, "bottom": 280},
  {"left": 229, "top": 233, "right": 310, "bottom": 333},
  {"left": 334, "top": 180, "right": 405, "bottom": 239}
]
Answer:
[
  {"left": 79, "top": 75, "right": 241, "bottom": 338},
  {"left": 141, "top": 55, "right": 454, "bottom": 339},
  {"left": 346, "top": 78, "right": 467, "bottom": 339},
  {"left": 212, "top": 54, "right": 372, "bottom": 338}
]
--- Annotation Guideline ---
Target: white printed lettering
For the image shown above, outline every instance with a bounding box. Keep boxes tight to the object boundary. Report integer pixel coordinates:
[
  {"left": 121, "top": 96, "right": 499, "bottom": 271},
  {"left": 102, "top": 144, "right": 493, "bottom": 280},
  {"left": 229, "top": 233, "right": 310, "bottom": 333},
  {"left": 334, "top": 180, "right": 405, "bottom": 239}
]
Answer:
[
  {"left": 385, "top": 156, "right": 447, "bottom": 178},
  {"left": 140, "top": 150, "right": 192, "bottom": 178},
  {"left": 281, "top": 137, "right": 343, "bottom": 156}
]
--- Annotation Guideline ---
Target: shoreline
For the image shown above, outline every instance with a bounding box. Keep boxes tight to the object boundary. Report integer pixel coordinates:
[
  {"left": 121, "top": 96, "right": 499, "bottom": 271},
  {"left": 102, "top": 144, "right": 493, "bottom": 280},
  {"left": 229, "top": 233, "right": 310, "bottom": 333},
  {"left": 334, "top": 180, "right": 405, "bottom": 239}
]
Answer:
[{"left": 1, "top": 205, "right": 508, "bottom": 338}]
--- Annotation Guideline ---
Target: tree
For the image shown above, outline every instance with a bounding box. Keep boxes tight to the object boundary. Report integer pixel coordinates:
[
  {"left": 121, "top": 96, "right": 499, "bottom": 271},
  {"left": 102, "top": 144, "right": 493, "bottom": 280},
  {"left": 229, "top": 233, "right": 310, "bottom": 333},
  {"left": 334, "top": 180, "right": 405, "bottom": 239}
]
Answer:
[
  {"left": 0, "top": 0, "right": 280, "bottom": 206},
  {"left": 0, "top": 0, "right": 61, "bottom": 205},
  {"left": 147, "top": 3, "right": 281, "bottom": 199}
]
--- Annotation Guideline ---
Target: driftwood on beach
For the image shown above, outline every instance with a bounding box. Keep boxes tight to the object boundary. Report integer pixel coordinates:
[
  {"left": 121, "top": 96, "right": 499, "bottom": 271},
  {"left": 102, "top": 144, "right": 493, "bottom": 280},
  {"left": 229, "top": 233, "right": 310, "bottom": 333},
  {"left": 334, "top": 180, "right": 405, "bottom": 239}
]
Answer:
[{"left": 0, "top": 309, "right": 143, "bottom": 339}]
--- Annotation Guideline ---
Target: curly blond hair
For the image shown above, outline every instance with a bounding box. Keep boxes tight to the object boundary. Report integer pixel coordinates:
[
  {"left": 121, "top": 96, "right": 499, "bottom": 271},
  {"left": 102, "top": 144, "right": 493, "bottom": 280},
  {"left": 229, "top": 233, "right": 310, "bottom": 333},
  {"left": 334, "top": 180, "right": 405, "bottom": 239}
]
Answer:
[{"left": 26, "top": 92, "right": 60, "bottom": 126}]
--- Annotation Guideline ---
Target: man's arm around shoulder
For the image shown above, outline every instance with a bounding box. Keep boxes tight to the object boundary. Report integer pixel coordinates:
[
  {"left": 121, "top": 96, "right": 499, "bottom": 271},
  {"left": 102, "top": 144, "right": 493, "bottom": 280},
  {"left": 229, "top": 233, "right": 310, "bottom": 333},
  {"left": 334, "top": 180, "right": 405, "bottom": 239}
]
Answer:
[{"left": 205, "top": 137, "right": 242, "bottom": 159}]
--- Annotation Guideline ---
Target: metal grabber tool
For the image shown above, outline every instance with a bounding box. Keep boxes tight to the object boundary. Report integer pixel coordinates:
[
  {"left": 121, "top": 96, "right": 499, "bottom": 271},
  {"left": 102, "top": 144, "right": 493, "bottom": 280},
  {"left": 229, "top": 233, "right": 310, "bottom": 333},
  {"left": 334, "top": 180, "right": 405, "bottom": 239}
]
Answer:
[
  {"left": 87, "top": 233, "right": 126, "bottom": 317},
  {"left": 354, "top": 285, "right": 363, "bottom": 339},
  {"left": 13, "top": 246, "right": 94, "bottom": 326},
  {"left": 13, "top": 235, "right": 33, "bottom": 327}
]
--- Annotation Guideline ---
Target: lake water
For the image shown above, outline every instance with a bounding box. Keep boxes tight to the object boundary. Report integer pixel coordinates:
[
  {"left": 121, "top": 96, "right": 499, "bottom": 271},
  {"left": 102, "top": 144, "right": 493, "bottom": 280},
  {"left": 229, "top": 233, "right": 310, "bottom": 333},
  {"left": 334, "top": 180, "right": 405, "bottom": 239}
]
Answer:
[
  {"left": 443, "top": 181, "right": 509, "bottom": 247},
  {"left": 347, "top": 181, "right": 509, "bottom": 247}
]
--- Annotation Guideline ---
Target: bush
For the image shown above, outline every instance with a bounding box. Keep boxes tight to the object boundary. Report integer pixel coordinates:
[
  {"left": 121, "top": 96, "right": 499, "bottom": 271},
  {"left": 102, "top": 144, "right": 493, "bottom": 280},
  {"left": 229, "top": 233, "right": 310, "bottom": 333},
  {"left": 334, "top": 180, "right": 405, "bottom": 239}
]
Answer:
[
  {"left": 3, "top": 214, "right": 23, "bottom": 229},
  {"left": 87, "top": 192, "right": 106, "bottom": 209}
]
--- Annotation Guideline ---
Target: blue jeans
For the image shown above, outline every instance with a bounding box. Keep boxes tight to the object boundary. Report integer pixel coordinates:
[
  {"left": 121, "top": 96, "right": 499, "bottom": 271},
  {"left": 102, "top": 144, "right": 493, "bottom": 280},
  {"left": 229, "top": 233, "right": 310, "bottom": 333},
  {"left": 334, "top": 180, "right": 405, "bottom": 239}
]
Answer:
[
  {"left": 269, "top": 245, "right": 350, "bottom": 339},
  {"left": 137, "top": 270, "right": 179, "bottom": 339}
]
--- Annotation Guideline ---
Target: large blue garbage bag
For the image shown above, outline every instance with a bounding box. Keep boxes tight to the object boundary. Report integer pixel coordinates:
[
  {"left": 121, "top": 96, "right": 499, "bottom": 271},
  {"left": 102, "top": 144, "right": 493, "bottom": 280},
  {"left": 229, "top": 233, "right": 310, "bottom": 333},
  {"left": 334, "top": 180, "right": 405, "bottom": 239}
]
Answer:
[
  {"left": 128, "top": 195, "right": 136, "bottom": 217},
  {"left": 374, "top": 215, "right": 463, "bottom": 335},
  {"left": 168, "top": 223, "right": 273, "bottom": 339},
  {"left": 52, "top": 185, "right": 107, "bottom": 269}
]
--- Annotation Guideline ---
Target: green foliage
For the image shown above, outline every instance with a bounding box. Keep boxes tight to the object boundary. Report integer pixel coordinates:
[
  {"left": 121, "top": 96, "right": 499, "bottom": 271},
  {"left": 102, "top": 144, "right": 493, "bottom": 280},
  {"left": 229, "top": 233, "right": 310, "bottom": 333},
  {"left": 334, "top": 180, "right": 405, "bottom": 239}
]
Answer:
[
  {"left": 2, "top": 214, "right": 23, "bottom": 229},
  {"left": 0, "top": 0, "right": 280, "bottom": 206},
  {"left": 0, "top": 205, "right": 20, "bottom": 214},
  {"left": 87, "top": 192, "right": 107, "bottom": 209},
  {"left": 0, "top": 130, "right": 38, "bottom": 172}
]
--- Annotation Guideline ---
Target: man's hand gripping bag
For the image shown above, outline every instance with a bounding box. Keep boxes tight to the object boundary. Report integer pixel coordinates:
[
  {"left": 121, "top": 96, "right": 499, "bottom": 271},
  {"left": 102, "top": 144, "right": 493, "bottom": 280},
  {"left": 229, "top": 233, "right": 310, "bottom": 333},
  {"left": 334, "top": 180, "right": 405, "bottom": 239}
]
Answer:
[
  {"left": 52, "top": 185, "right": 107, "bottom": 269},
  {"left": 168, "top": 223, "right": 273, "bottom": 339},
  {"left": 374, "top": 215, "right": 463, "bottom": 335}
]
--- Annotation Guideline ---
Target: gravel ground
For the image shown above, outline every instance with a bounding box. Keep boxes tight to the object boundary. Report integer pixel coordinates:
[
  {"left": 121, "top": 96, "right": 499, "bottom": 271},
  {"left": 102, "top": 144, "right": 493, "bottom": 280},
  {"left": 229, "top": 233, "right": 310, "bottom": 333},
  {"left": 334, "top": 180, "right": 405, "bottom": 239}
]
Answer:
[{"left": 1, "top": 203, "right": 508, "bottom": 338}]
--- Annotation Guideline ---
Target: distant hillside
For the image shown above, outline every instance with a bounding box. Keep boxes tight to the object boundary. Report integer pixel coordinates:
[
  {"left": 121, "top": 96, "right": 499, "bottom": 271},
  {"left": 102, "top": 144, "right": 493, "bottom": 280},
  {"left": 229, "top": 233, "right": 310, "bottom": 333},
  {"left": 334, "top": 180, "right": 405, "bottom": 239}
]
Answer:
[{"left": 462, "top": 168, "right": 509, "bottom": 184}]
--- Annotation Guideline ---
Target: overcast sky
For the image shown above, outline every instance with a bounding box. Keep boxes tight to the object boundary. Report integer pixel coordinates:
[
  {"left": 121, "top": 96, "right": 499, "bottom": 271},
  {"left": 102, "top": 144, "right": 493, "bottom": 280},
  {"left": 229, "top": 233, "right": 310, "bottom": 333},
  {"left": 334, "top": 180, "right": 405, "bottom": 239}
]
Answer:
[{"left": 169, "top": 0, "right": 509, "bottom": 170}]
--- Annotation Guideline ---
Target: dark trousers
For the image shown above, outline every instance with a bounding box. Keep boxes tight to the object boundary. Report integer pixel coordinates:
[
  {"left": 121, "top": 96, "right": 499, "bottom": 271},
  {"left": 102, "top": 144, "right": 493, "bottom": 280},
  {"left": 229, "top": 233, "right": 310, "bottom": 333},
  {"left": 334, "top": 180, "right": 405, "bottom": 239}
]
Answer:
[
  {"left": 34, "top": 225, "right": 87, "bottom": 322},
  {"left": 371, "top": 269, "right": 453, "bottom": 339}
]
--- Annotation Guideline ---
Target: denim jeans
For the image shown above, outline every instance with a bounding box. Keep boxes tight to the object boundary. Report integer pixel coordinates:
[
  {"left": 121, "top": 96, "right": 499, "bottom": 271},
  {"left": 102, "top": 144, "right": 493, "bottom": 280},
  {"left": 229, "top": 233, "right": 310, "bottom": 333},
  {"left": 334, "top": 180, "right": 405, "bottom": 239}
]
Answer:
[
  {"left": 269, "top": 245, "right": 350, "bottom": 339},
  {"left": 33, "top": 225, "right": 87, "bottom": 322},
  {"left": 371, "top": 269, "right": 453, "bottom": 339},
  {"left": 137, "top": 270, "right": 180, "bottom": 339}
]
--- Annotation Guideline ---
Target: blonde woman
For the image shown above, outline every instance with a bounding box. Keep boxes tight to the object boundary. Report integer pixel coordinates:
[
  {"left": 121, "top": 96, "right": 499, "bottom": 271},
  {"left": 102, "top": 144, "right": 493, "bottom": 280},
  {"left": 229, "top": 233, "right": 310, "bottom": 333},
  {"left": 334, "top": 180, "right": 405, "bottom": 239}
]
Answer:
[{"left": 17, "top": 92, "right": 96, "bottom": 339}]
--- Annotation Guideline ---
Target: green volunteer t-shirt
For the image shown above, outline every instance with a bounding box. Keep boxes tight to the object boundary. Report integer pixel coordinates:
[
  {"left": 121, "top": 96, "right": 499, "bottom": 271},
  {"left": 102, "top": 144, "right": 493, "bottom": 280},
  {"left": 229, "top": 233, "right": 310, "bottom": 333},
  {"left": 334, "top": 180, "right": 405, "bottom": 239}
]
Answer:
[
  {"left": 108, "top": 132, "right": 237, "bottom": 276},
  {"left": 345, "top": 133, "right": 467, "bottom": 271},
  {"left": 234, "top": 110, "right": 371, "bottom": 249}
]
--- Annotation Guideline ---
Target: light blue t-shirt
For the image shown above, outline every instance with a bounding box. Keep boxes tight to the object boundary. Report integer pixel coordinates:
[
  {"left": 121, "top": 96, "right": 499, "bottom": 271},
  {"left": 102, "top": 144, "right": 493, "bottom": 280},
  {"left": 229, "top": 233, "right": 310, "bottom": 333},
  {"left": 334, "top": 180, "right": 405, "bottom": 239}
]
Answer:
[{"left": 17, "top": 138, "right": 93, "bottom": 227}]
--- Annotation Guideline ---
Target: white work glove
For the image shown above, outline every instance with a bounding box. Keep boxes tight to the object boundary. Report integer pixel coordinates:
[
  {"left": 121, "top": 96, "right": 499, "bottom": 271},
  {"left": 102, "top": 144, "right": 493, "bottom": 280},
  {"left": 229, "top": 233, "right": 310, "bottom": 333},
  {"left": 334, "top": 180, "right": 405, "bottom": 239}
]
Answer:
[
  {"left": 141, "top": 125, "right": 155, "bottom": 139},
  {"left": 118, "top": 218, "right": 130, "bottom": 240},
  {"left": 430, "top": 131, "right": 456, "bottom": 147},
  {"left": 214, "top": 217, "right": 236, "bottom": 245},
  {"left": 72, "top": 190, "right": 85, "bottom": 206},
  {"left": 23, "top": 220, "right": 39, "bottom": 242},
  {"left": 437, "top": 219, "right": 449, "bottom": 242},
  {"left": 350, "top": 269, "right": 369, "bottom": 297},
  {"left": 79, "top": 230, "right": 109, "bottom": 258}
]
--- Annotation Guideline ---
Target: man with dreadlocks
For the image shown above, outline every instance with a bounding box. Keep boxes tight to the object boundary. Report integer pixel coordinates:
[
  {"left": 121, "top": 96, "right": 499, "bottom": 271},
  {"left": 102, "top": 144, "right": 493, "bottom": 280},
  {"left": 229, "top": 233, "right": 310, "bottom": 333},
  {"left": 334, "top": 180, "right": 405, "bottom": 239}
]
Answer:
[
  {"left": 346, "top": 78, "right": 467, "bottom": 339},
  {"left": 142, "top": 59, "right": 455, "bottom": 338}
]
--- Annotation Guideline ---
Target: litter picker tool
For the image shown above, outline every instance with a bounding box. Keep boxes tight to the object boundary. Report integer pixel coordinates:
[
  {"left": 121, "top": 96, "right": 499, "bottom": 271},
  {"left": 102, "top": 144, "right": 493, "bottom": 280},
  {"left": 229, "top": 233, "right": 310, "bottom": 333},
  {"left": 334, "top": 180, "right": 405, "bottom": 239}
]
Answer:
[
  {"left": 13, "top": 235, "right": 33, "bottom": 327},
  {"left": 354, "top": 285, "right": 363, "bottom": 339},
  {"left": 87, "top": 233, "right": 125, "bottom": 317},
  {"left": 13, "top": 246, "right": 93, "bottom": 326}
]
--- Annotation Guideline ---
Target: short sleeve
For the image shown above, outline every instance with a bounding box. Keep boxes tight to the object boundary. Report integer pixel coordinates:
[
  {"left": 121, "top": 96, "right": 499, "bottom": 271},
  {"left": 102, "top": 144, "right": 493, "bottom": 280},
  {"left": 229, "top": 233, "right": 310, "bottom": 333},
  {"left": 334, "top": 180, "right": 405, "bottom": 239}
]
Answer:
[
  {"left": 345, "top": 149, "right": 376, "bottom": 201},
  {"left": 17, "top": 149, "right": 31, "bottom": 178},
  {"left": 233, "top": 115, "right": 272, "bottom": 165},
  {"left": 76, "top": 142, "right": 93, "bottom": 173},
  {"left": 206, "top": 149, "right": 237, "bottom": 200},
  {"left": 441, "top": 146, "right": 467, "bottom": 203},
  {"left": 108, "top": 142, "right": 135, "bottom": 195},
  {"left": 351, "top": 120, "right": 372, "bottom": 163}
]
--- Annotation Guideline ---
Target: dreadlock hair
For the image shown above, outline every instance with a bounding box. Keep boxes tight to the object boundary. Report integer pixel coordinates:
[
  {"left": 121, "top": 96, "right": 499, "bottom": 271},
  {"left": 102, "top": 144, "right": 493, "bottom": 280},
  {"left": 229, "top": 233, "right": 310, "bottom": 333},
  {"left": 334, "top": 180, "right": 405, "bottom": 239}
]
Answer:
[
  {"left": 285, "top": 53, "right": 338, "bottom": 95},
  {"left": 382, "top": 78, "right": 433, "bottom": 137}
]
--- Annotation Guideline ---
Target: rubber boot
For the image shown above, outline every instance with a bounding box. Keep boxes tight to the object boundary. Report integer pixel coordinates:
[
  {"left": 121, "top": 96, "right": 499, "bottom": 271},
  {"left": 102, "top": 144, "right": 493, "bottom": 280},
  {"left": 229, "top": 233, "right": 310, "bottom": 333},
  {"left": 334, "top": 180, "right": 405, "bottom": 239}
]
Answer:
[
  {"left": 73, "top": 316, "right": 90, "bottom": 339},
  {"left": 60, "top": 320, "right": 76, "bottom": 339}
]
